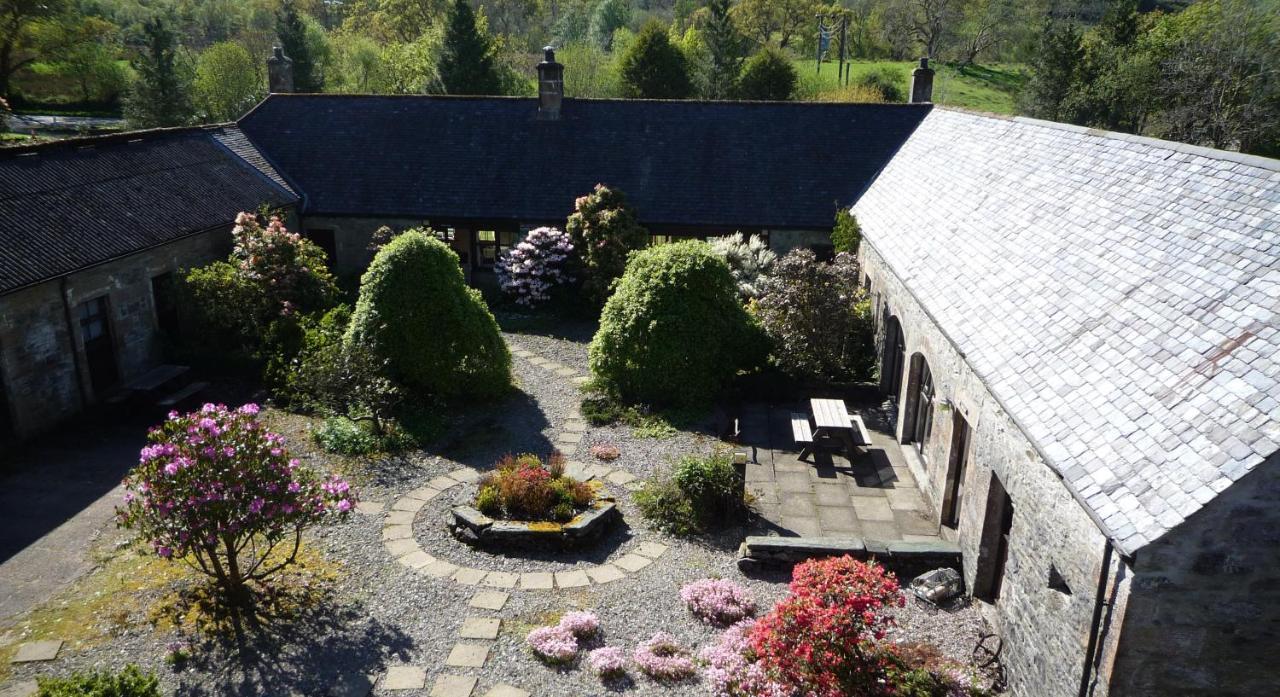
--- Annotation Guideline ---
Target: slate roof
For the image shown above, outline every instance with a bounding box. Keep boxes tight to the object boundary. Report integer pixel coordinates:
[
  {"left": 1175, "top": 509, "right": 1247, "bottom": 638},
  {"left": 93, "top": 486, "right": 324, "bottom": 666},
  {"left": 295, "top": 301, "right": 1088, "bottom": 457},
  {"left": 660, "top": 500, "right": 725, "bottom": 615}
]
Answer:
[
  {"left": 0, "top": 126, "right": 298, "bottom": 295},
  {"left": 237, "top": 94, "right": 930, "bottom": 229},
  {"left": 854, "top": 108, "right": 1280, "bottom": 555}
]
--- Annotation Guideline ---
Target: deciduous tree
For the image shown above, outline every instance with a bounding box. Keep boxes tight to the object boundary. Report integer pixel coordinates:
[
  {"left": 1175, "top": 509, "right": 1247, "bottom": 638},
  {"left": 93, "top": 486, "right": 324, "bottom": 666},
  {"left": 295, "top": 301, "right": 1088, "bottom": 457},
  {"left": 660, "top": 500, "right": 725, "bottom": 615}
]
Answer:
[
  {"left": 277, "top": 0, "right": 325, "bottom": 91},
  {"left": 0, "top": 0, "right": 68, "bottom": 98},
  {"left": 195, "top": 42, "right": 264, "bottom": 121}
]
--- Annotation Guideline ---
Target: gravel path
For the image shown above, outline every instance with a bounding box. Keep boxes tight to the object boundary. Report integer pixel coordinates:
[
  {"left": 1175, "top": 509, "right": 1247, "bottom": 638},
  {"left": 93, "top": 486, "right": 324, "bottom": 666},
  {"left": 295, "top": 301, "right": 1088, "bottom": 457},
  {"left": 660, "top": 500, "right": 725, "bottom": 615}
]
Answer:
[{"left": 0, "top": 320, "right": 991, "bottom": 696}]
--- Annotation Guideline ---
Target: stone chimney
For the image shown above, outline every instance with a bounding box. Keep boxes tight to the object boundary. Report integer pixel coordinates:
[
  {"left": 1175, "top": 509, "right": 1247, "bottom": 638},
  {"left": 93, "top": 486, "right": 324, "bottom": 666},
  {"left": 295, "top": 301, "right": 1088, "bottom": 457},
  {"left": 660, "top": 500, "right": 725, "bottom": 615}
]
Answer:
[
  {"left": 267, "top": 46, "right": 294, "bottom": 94},
  {"left": 537, "top": 46, "right": 564, "bottom": 120},
  {"left": 909, "top": 57, "right": 934, "bottom": 103}
]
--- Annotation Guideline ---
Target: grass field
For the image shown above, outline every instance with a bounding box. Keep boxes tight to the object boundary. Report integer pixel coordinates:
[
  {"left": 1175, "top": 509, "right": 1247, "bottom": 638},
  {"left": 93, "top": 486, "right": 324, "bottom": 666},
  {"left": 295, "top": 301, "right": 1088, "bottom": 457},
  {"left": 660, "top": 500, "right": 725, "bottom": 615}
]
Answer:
[{"left": 795, "top": 59, "right": 1028, "bottom": 115}]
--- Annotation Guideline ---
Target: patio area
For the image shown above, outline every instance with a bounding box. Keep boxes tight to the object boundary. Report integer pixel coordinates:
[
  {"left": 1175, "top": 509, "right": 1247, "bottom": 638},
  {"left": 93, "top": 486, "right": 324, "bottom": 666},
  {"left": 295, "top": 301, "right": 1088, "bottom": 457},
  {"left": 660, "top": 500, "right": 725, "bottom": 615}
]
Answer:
[{"left": 739, "top": 399, "right": 944, "bottom": 543}]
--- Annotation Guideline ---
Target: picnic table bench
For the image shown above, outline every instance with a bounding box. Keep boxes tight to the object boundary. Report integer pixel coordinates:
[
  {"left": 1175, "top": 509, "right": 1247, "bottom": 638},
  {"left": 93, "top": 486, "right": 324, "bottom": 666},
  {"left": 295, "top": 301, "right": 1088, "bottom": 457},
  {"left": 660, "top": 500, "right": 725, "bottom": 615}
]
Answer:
[{"left": 790, "top": 398, "right": 872, "bottom": 461}]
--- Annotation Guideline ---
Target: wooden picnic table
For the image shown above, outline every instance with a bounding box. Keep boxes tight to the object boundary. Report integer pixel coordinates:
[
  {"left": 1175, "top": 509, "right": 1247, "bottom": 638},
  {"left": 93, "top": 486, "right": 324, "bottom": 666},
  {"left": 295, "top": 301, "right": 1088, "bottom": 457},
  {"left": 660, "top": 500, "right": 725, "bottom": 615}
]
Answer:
[{"left": 795, "top": 398, "right": 872, "bottom": 461}]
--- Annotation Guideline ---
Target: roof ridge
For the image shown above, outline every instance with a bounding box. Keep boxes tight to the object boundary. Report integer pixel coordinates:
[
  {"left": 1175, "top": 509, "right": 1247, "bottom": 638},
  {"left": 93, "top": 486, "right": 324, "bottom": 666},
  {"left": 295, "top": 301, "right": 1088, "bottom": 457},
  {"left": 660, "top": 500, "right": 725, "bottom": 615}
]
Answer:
[
  {"left": 244, "top": 92, "right": 935, "bottom": 108},
  {"left": 0, "top": 123, "right": 235, "bottom": 158}
]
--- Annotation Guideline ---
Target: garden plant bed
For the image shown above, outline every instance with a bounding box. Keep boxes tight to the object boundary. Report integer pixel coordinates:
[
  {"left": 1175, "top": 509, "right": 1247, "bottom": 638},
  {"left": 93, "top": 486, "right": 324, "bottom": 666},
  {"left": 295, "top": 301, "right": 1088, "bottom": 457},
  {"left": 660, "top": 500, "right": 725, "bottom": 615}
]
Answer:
[{"left": 449, "top": 486, "right": 621, "bottom": 549}]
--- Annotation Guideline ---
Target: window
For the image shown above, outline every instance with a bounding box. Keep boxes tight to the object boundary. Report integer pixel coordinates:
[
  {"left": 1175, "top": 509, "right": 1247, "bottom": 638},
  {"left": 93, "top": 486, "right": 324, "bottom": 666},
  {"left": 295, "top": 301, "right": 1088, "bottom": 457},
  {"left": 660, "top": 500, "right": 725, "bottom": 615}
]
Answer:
[
  {"left": 303, "top": 229, "right": 337, "bottom": 268},
  {"left": 432, "top": 228, "right": 456, "bottom": 243},
  {"left": 77, "top": 296, "right": 118, "bottom": 393},
  {"left": 911, "top": 357, "right": 934, "bottom": 452},
  {"left": 650, "top": 234, "right": 676, "bottom": 246},
  {"left": 883, "top": 317, "right": 905, "bottom": 401},
  {"left": 476, "top": 229, "right": 517, "bottom": 268},
  {"left": 151, "top": 273, "right": 180, "bottom": 337}
]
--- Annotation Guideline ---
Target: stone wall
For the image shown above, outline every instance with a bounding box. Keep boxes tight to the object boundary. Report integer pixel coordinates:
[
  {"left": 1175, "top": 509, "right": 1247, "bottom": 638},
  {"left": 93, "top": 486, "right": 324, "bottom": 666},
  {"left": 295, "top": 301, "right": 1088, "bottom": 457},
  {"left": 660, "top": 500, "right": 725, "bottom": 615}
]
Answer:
[
  {"left": 860, "top": 240, "right": 1130, "bottom": 697},
  {"left": 0, "top": 228, "right": 231, "bottom": 440},
  {"left": 766, "top": 229, "right": 831, "bottom": 257},
  {"left": 1109, "top": 452, "right": 1280, "bottom": 696}
]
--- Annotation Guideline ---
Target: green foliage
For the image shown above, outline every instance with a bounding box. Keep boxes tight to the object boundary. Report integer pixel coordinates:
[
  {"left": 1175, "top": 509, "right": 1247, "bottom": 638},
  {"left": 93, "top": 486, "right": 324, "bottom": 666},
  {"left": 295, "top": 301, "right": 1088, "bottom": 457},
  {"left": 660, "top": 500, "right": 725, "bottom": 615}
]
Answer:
[
  {"left": 701, "top": 0, "right": 746, "bottom": 98},
  {"left": 476, "top": 485, "right": 501, "bottom": 516},
  {"left": 708, "top": 232, "right": 776, "bottom": 300},
  {"left": 619, "top": 20, "right": 693, "bottom": 99},
  {"left": 854, "top": 65, "right": 906, "bottom": 102},
  {"left": 36, "top": 665, "right": 159, "bottom": 697},
  {"left": 557, "top": 41, "right": 620, "bottom": 97},
  {"left": 123, "top": 17, "right": 194, "bottom": 128},
  {"left": 734, "top": 47, "right": 797, "bottom": 100},
  {"left": 831, "top": 209, "right": 862, "bottom": 254},
  {"left": 564, "top": 184, "right": 649, "bottom": 304},
  {"left": 589, "top": 240, "right": 762, "bottom": 406},
  {"left": 346, "top": 230, "right": 511, "bottom": 400},
  {"left": 313, "top": 415, "right": 380, "bottom": 455},
  {"left": 636, "top": 453, "right": 742, "bottom": 535},
  {"left": 194, "top": 42, "right": 263, "bottom": 121},
  {"left": 588, "top": 0, "right": 632, "bottom": 50},
  {"left": 277, "top": 0, "right": 324, "bottom": 91},
  {"left": 439, "top": 0, "right": 502, "bottom": 95},
  {"left": 475, "top": 453, "right": 591, "bottom": 521},
  {"left": 1018, "top": 18, "right": 1083, "bottom": 122},
  {"left": 634, "top": 476, "right": 699, "bottom": 535},
  {"left": 43, "top": 16, "right": 128, "bottom": 104}
]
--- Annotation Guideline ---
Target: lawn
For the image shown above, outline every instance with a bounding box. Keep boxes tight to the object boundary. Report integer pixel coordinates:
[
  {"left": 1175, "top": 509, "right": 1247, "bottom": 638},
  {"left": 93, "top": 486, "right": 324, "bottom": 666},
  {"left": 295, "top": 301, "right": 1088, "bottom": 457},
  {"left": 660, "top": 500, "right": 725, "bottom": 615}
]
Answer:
[{"left": 795, "top": 59, "right": 1028, "bottom": 115}]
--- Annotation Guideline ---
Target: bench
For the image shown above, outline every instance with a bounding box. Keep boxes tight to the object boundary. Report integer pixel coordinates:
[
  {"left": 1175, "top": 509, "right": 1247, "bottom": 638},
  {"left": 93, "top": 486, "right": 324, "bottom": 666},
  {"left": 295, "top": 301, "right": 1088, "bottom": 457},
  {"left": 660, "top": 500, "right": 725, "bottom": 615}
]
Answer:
[
  {"left": 849, "top": 414, "right": 873, "bottom": 447},
  {"left": 791, "top": 412, "right": 814, "bottom": 460}
]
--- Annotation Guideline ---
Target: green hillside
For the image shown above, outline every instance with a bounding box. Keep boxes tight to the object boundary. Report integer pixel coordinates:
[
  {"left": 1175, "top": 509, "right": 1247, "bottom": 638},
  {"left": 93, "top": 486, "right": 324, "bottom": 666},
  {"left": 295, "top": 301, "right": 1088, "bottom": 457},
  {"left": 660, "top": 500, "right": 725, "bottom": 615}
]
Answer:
[{"left": 796, "top": 60, "right": 1028, "bottom": 115}]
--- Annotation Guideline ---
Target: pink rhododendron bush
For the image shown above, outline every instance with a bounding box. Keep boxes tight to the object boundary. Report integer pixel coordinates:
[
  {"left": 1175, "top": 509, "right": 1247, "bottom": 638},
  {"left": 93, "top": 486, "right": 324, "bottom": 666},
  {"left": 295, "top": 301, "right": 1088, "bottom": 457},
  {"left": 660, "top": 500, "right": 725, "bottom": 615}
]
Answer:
[
  {"left": 681, "top": 578, "right": 757, "bottom": 626},
  {"left": 116, "top": 403, "right": 356, "bottom": 607},
  {"left": 496, "top": 226, "right": 576, "bottom": 307}
]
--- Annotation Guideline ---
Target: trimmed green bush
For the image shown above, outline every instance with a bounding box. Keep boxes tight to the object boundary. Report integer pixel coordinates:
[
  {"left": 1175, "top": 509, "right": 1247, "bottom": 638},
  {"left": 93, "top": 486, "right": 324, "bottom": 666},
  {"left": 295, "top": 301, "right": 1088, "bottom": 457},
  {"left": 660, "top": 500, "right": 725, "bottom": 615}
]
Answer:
[
  {"left": 588, "top": 240, "right": 761, "bottom": 406},
  {"left": 36, "top": 665, "right": 159, "bottom": 697},
  {"left": 635, "top": 453, "right": 743, "bottom": 535},
  {"left": 831, "top": 209, "right": 862, "bottom": 254},
  {"left": 734, "top": 48, "right": 798, "bottom": 101},
  {"left": 346, "top": 230, "right": 511, "bottom": 400}
]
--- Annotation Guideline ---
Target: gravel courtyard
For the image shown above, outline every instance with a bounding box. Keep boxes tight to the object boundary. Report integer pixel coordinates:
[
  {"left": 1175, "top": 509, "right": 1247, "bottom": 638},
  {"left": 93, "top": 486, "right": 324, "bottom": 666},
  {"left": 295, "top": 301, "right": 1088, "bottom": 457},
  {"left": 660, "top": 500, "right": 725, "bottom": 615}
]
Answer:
[{"left": 0, "top": 319, "right": 990, "bottom": 697}]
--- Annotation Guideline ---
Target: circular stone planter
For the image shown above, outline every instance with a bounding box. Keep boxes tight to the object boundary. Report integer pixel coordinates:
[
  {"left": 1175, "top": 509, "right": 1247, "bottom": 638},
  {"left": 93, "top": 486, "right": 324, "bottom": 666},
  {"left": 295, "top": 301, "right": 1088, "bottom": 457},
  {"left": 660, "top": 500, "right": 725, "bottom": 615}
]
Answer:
[{"left": 449, "top": 492, "right": 620, "bottom": 549}]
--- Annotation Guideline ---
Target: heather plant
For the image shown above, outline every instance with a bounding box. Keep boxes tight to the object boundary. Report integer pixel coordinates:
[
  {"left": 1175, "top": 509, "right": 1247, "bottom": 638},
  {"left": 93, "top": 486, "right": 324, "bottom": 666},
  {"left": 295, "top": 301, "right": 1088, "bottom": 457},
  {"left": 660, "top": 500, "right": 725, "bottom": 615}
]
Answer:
[
  {"left": 558, "top": 610, "right": 601, "bottom": 638},
  {"left": 755, "top": 250, "right": 875, "bottom": 383},
  {"left": 709, "top": 232, "right": 777, "bottom": 301},
  {"left": 346, "top": 230, "right": 511, "bottom": 399},
  {"left": 589, "top": 443, "right": 621, "bottom": 461},
  {"left": 565, "top": 184, "right": 649, "bottom": 304},
  {"left": 527, "top": 625, "right": 579, "bottom": 664},
  {"left": 474, "top": 453, "right": 593, "bottom": 522},
  {"left": 588, "top": 646, "right": 628, "bottom": 678},
  {"left": 496, "top": 226, "right": 577, "bottom": 307},
  {"left": 589, "top": 241, "right": 763, "bottom": 406},
  {"left": 749, "top": 556, "right": 904, "bottom": 697},
  {"left": 35, "top": 665, "right": 160, "bottom": 697},
  {"left": 680, "top": 578, "right": 756, "bottom": 626},
  {"left": 633, "top": 632, "right": 696, "bottom": 681},
  {"left": 699, "top": 619, "right": 789, "bottom": 697},
  {"left": 116, "top": 404, "right": 357, "bottom": 608}
]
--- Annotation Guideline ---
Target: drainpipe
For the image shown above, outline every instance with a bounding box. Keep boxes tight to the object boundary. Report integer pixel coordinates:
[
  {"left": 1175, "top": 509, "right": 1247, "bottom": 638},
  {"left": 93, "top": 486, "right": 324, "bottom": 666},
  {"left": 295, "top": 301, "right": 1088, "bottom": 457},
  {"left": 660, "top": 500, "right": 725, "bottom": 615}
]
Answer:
[
  {"left": 1078, "top": 539, "right": 1113, "bottom": 697},
  {"left": 59, "top": 276, "right": 90, "bottom": 408}
]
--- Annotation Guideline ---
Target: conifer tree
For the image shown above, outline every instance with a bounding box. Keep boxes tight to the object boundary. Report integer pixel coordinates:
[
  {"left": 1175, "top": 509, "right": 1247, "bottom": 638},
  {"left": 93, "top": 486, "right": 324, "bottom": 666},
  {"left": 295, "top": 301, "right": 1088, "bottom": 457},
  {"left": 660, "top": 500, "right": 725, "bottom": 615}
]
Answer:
[
  {"left": 123, "top": 17, "right": 194, "bottom": 128},
  {"left": 276, "top": 0, "right": 323, "bottom": 92},
  {"left": 703, "top": 0, "right": 746, "bottom": 99},
  {"left": 620, "top": 21, "right": 693, "bottom": 99},
  {"left": 439, "top": 0, "right": 503, "bottom": 95}
]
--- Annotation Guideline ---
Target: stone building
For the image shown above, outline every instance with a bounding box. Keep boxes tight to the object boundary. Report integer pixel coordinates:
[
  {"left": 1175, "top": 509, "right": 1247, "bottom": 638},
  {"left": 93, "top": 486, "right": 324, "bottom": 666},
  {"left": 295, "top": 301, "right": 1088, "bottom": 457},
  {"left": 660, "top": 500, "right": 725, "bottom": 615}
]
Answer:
[
  {"left": 0, "top": 126, "right": 296, "bottom": 444},
  {"left": 854, "top": 108, "right": 1280, "bottom": 696}
]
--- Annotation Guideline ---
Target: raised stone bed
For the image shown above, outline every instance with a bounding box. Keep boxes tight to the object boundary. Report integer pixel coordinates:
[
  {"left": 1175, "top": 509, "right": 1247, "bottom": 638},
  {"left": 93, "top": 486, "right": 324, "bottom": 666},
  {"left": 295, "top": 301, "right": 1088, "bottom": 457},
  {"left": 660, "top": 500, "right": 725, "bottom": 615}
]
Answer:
[
  {"left": 738, "top": 535, "right": 961, "bottom": 578},
  {"left": 449, "top": 496, "right": 620, "bottom": 549}
]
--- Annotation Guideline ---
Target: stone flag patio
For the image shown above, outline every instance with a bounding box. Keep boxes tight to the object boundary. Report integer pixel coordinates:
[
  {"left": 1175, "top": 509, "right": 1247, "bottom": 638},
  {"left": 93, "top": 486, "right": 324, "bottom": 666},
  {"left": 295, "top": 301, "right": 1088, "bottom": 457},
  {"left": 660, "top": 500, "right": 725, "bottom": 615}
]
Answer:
[{"left": 739, "top": 400, "right": 944, "bottom": 543}]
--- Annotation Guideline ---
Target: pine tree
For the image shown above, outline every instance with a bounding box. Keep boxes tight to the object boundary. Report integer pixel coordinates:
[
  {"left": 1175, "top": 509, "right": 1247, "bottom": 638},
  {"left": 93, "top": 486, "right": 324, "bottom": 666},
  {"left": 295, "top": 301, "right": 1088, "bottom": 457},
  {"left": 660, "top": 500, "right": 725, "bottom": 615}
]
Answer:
[
  {"left": 1018, "top": 17, "right": 1083, "bottom": 122},
  {"left": 276, "top": 0, "right": 323, "bottom": 92},
  {"left": 620, "top": 21, "right": 694, "bottom": 99},
  {"left": 439, "top": 0, "right": 503, "bottom": 95},
  {"left": 703, "top": 0, "right": 746, "bottom": 99},
  {"left": 123, "top": 17, "right": 194, "bottom": 128}
]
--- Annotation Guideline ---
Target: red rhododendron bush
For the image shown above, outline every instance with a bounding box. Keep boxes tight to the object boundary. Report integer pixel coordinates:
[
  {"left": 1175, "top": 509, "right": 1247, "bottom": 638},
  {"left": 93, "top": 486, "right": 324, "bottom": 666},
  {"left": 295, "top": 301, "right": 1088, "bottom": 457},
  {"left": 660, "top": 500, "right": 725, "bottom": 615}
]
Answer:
[
  {"left": 116, "top": 403, "right": 356, "bottom": 607},
  {"left": 749, "top": 556, "right": 904, "bottom": 697}
]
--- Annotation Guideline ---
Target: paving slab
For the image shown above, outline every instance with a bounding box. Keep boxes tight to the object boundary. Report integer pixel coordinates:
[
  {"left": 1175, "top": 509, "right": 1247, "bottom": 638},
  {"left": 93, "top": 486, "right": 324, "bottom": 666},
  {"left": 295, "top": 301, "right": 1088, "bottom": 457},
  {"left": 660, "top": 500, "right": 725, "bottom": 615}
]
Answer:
[
  {"left": 814, "top": 484, "right": 851, "bottom": 507},
  {"left": 468, "top": 591, "right": 509, "bottom": 611},
  {"left": 519, "top": 572, "right": 554, "bottom": 590},
  {"left": 556, "top": 432, "right": 584, "bottom": 445},
  {"left": 445, "top": 643, "right": 491, "bottom": 668},
  {"left": 10, "top": 640, "right": 61, "bottom": 663},
  {"left": 383, "top": 666, "right": 427, "bottom": 690},
  {"left": 430, "top": 674, "right": 478, "bottom": 697},
  {"left": 585, "top": 564, "right": 625, "bottom": 584},
  {"left": 384, "top": 510, "right": 416, "bottom": 526},
  {"left": 885, "top": 488, "right": 925, "bottom": 511},
  {"left": 554, "top": 367, "right": 578, "bottom": 378},
  {"left": 385, "top": 538, "right": 419, "bottom": 558},
  {"left": 429, "top": 475, "right": 460, "bottom": 490},
  {"left": 449, "top": 469, "right": 481, "bottom": 484},
  {"left": 0, "top": 681, "right": 37, "bottom": 697},
  {"left": 482, "top": 684, "right": 530, "bottom": 697},
  {"left": 780, "top": 516, "right": 822, "bottom": 537},
  {"left": 401, "top": 550, "right": 436, "bottom": 569},
  {"left": 562, "top": 420, "right": 588, "bottom": 433},
  {"left": 853, "top": 497, "right": 895, "bottom": 522},
  {"left": 554, "top": 570, "right": 590, "bottom": 588},
  {"left": 775, "top": 472, "right": 812, "bottom": 492},
  {"left": 614, "top": 553, "right": 652, "bottom": 572},
  {"left": 779, "top": 495, "right": 817, "bottom": 518},
  {"left": 817, "top": 505, "right": 861, "bottom": 533},
  {"left": 459, "top": 617, "right": 501, "bottom": 640},
  {"left": 382, "top": 525, "right": 413, "bottom": 541},
  {"left": 605, "top": 470, "right": 636, "bottom": 486},
  {"left": 482, "top": 571, "right": 518, "bottom": 589},
  {"left": 422, "top": 559, "right": 461, "bottom": 578},
  {"left": 355, "top": 501, "right": 384, "bottom": 515},
  {"left": 391, "top": 498, "right": 426, "bottom": 513},
  {"left": 634, "top": 542, "right": 668, "bottom": 558},
  {"left": 452, "top": 567, "right": 488, "bottom": 585}
]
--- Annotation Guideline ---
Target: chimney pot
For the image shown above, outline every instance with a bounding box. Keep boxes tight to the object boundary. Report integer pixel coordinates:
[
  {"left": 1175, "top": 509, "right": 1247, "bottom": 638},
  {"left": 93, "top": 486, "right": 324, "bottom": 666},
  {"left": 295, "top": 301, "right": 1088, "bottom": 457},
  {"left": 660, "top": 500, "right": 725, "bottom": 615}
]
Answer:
[
  {"left": 267, "top": 46, "right": 294, "bottom": 94},
  {"left": 909, "top": 57, "right": 934, "bottom": 104},
  {"left": 537, "top": 45, "right": 564, "bottom": 120}
]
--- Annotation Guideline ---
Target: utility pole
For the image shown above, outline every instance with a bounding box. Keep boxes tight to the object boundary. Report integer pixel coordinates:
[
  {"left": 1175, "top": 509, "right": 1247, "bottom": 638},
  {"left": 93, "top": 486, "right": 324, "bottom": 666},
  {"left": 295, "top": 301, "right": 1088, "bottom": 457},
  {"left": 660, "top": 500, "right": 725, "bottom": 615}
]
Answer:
[{"left": 838, "top": 14, "right": 848, "bottom": 86}]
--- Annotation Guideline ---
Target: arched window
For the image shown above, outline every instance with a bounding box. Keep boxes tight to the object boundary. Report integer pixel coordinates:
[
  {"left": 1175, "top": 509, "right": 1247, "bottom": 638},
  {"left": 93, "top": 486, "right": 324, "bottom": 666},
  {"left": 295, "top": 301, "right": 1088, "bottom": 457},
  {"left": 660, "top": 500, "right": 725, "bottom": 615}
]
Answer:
[
  {"left": 912, "top": 359, "right": 934, "bottom": 451},
  {"left": 884, "top": 317, "right": 905, "bottom": 401}
]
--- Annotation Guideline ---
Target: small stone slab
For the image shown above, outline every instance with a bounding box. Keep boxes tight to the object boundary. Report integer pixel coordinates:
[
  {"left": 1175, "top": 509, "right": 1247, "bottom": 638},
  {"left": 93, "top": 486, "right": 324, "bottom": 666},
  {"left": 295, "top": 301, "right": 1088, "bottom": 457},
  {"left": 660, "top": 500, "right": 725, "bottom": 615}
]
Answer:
[
  {"left": 562, "top": 420, "right": 588, "bottom": 433},
  {"left": 445, "top": 643, "right": 491, "bottom": 668},
  {"left": 585, "top": 564, "right": 625, "bottom": 584},
  {"left": 452, "top": 567, "right": 487, "bottom": 585},
  {"left": 528, "top": 357, "right": 549, "bottom": 366},
  {"left": 401, "top": 550, "right": 436, "bottom": 569},
  {"left": 468, "top": 591, "right": 509, "bottom": 611},
  {"left": 453, "top": 506, "right": 494, "bottom": 533},
  {"left": 555, "top": 431, "right": 584, "bottom": 445},
  {"left": 562, "top": 460, "right": 590, "bottom": 479},
  {"left": 554, "top": 570, "right": 590, "bottom": 588},
  {"left": 482, "top": 571, "right": 518, "bottom": 589},
  {"left": 384, "top": 510, "right": 416, "bottom": 526},
  {"left": 429, "top": 475, "right": 461, "bottom": 490},
  {"left": 0, "top": 681, "right": 37, "bottom": 697},
  {"left": 356, "top": 501, "right": 384, "bottom": 515},
  {"left": 391, "top": 498, "right": 425, "bottom": 513},
  {"left": 634, "top": 542, "right": 668, "bottom": 559},
  {"left": 563, "top": 502, "right": 617, "bottom": 538},
  {"left": 459, "top": 617, "right": 501, "bottom": 640},
  {"left": 614, "top": 553, "right": 652, "bottom": 572},
  {"left": 382, "top": 525, "right": 413, "bottom": 541},
  {"left": 554, "top": 367, "right": 577, "bottom": 378},
  {"left": 605, "top": 470, "right": 637, "bottom": 486},
  {"left": 11, "top": 640, "right": 61, "bottom": 663},
  {"left": 519, "top": 572, "right": 554, "bottom": 590},
  {"left": 422, "top": 559, "right": 461, "bottom": 578},
  {"left": 430, "top": 675, "right": 478, "bottom": 697},
  {"left": 383, "top": 666, "right": 427, "bottom": 690},
  {"left": 449, "top": 468, "right": 481, "bottom": 483},
  {"left": 385, "top": 538, "right": 419, "bottom": 557},
  {"left": 409, "top": 486, "right": 441, "bottom": 501},
  {"left": 483, "top": 685, "right": 530, "bottom": 697}
]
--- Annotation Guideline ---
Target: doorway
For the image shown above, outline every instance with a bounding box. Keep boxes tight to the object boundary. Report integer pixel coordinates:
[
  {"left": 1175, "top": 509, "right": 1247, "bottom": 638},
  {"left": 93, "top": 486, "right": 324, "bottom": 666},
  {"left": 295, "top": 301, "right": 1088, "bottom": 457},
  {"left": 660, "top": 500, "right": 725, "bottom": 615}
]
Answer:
[
  {"left": 974, "top": 474, "right": 1014, "bottom": 601},
  {"left": 304, "top": 229, "right": 337, "bottom": 268},
  {"left": 941, "top": 412, "right": 971, "bottom": 528},
  {"left": 884, "top": 316, "right": 905, "bottom": 401},
  {"left": 77, "top": 296, "right": 118, "bottom": 396},
  {"left": 0, "top": 359, "right": 14, "bottom": 446}
]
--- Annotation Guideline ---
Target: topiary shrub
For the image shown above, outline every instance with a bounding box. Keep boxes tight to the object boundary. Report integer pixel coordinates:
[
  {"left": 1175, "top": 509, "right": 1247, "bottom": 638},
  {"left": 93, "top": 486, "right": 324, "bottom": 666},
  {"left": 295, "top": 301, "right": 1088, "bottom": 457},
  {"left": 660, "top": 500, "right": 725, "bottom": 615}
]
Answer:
[
  {"left": 734, "top": 47, "right": 798, "bottom": 100},
  {"left": 831, "top": 209, "right": 862, "bottom": 254},
  {"left": 565, "top": 184, "right": 650, "bottom": 305},
  {"left": 346, "top": 230, "right": 511, "bottom": 400},
  {"left": 36, "top": 665, "right": 159, "bottom": 697},
  {"left": 588, "top": 240, "right": 760, "bottom": 406}
]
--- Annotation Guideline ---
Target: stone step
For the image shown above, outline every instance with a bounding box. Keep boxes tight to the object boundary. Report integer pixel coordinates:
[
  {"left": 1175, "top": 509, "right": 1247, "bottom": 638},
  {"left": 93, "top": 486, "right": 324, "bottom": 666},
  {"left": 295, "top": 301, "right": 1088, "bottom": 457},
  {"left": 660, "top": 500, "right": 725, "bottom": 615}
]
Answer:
[{"left": 738, "top": 535, "right": 961, "bottom": 575}]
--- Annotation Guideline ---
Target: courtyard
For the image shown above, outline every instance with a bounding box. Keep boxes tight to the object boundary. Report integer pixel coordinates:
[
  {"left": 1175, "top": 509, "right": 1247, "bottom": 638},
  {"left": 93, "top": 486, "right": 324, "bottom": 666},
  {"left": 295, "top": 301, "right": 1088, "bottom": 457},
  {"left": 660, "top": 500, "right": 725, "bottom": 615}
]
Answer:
[{"left": 0, "top": 320, "right": 988, "bottom": 697}]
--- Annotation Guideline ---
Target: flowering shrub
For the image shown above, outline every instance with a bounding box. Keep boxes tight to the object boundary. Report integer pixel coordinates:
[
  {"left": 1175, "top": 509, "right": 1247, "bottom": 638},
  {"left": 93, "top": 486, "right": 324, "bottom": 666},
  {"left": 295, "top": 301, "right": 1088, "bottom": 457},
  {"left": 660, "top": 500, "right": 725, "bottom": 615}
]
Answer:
[
  {"left": 633, "top": 632, "right": 696, "bottom": 681},
  {"left": 708, "top": 232, "right": 777, "bottom": 301},
  {"left": 559, "top": 610, "right": 600, "bottom": 639},
  {"left": 230, "top": 212, "right": 337, "bottom": 318},
  {"left": 116, "top": 404, "right": 356, "bottom": 606},
  {"left": 496, "top": 226, "right": 576, "bottom": 307},
  {"left": 589, "top": 443, "right": 621, "bottom": 461},
  {"left": 565, "top": 184, "right": 650, "bottom": 303},
  {"left": 681, "top": 578, "right": 756, "bottom": 626},
  {"left": 700, "top": 619, "right": 790, "bottom": 697},
  {"left": 475, "top": 453, "right": 593, "bottom": 522},
  {"left": 527, "top": 625, "right": 579, "bottom": 664},
  {"left": 588, "top": 646, "right": 628, "bottom": 678},
  {"left": 749, "top": 556, "right": 904, "bottom": 697}
]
